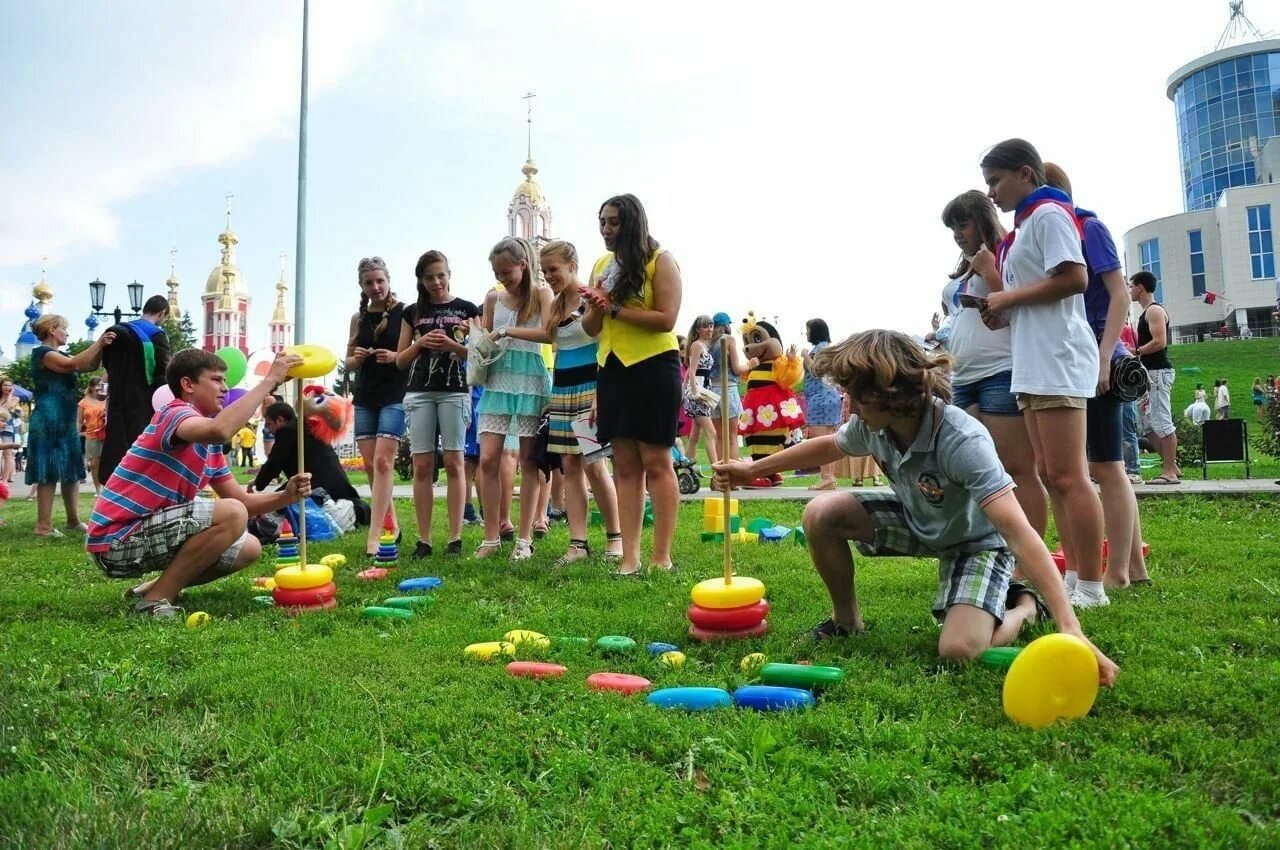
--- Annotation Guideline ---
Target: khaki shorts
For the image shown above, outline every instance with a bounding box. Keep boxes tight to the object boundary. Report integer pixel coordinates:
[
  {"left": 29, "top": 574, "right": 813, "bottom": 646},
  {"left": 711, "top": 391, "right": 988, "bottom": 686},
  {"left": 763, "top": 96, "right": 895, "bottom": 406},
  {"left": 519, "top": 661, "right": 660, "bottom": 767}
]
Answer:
[
  {"left": 84, "top": 438, "right": 104, "bottom": 460},
  {"left": 1017, "top": 393, "right": 1088, "bottom": 412}
]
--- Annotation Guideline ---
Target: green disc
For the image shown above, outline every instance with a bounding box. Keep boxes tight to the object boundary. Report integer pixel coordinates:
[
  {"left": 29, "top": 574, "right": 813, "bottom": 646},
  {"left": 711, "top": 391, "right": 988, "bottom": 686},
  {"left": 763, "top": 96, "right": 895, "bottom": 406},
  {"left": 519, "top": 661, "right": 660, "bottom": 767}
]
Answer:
[
  {"left": 757, "top": 662, "right": 844, "bottom": 689},
  {"left": 553, "top": 636, "right": 589, "bottom": 646},
  {"left": 382, "top": 596, "right": 436, "bottom": 610},
  {"left": 362, "top": 606, "right": 413, "bottom": 620},
  {"left": 253, "top": 595, "right": 275, "bottom": 606},
  {"left": 595, "top": 635, "right": 636, "bottom": 654},
  {"left": 978, "top": 646, "right": 1022, "bottom": 670}
]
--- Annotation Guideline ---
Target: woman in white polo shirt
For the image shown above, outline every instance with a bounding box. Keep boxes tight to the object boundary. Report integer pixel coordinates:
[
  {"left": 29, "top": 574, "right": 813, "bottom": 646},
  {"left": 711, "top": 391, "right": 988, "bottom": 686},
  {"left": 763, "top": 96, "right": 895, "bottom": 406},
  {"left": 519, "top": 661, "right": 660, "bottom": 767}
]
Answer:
[{"left": 972, "top": 138, "right": 1105, "bottom": 605}]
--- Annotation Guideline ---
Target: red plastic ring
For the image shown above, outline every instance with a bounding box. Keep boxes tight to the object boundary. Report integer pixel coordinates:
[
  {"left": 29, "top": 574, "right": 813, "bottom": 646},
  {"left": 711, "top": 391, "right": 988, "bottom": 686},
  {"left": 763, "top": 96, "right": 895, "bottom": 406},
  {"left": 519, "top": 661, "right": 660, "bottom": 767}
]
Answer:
[
  {"left": 687, "top": 600, "right": 770, "bottom": 630},
  {"left": 272, "top": 582, "right": 336, "bottom": 607},
  {"left": 688, "top": 620, "right": 769, "bottom": 642}
]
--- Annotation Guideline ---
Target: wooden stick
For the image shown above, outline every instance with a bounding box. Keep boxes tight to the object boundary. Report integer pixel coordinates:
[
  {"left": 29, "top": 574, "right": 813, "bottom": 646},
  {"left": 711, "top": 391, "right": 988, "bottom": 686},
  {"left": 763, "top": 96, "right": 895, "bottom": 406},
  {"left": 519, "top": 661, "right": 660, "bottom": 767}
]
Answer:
[
  {"left": 720, "top": 335, "right": 732, "bottom": 585},
  {"left": 296, "top": 377, "right": 308, "bottom": 569}
]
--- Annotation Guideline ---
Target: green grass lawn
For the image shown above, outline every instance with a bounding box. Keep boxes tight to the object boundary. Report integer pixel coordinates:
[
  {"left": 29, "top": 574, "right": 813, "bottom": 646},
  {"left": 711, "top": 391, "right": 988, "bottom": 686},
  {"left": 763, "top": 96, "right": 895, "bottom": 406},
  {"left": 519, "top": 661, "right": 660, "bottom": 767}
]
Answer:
[{"left": 1, "top": 493, "right": 1278, "bottom": 847}]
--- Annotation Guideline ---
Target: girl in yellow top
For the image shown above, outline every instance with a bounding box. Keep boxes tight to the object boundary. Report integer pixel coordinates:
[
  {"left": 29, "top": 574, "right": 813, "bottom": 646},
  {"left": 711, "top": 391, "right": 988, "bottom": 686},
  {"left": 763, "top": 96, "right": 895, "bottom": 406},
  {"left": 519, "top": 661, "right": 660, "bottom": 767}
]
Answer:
[{"left": 581, "top": 194, "right": 683, "bottom": 575}]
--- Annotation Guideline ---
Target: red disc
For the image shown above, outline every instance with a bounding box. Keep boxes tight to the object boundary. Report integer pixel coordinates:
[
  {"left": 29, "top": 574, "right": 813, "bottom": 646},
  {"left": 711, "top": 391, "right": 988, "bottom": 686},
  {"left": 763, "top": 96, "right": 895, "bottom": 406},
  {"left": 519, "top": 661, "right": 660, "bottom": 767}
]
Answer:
[
  {"left": 272, "top": 582, "right": 337, "bottom": 607},
  {"left": 687, "top": 600, "right": 770, "bottom": 630},
  {"left": 688, "top": 620, "right": 769, "bottom": 642},
  {"left": 586, "top": 672, "right": 652, "bottom": 695},
  {"left": 506, "top": 661, "right": 568, "bottom": 679},
  {"left": 276, "top": 598, "right": 338, "bottom": 615},
  {"left": 357, "top": 568, "right": 389, "bottom": 581}
]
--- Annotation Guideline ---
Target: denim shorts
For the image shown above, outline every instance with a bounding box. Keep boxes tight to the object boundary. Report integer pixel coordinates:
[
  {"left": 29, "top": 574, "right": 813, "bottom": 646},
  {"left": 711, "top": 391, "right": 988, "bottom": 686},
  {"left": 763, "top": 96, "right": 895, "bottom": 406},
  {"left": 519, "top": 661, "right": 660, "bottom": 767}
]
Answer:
[
  {"left": 1086, "top": 392, "right": 1124, "bottom": 463},
  {"left": 354, "top": 403, "right": 406, "bottom": 441},
  {"left": 951, "top": 370, "right": 1020, "bottom": 417},
  {"left": 404, "top": 391, "right": 470, "bottom": 454}
]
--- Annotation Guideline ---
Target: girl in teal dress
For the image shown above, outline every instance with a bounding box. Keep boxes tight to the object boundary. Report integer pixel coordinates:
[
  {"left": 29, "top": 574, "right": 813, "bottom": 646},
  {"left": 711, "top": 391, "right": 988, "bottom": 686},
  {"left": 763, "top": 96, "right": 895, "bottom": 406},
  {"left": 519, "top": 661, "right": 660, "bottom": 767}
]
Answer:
[{"left": 26, "top": 315, "right": 114, "bottom": 537}]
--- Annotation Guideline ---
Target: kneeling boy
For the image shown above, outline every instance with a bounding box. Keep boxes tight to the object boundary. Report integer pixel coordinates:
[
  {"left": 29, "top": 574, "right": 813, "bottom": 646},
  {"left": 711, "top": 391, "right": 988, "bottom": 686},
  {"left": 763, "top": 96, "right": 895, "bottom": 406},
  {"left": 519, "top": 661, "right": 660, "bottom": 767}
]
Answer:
[
  {"left": 713, "top": 330, "right": 1117, "bottom": 686},
  {"left": 87, "top": 349, "right": 310, "bottom": 618}
]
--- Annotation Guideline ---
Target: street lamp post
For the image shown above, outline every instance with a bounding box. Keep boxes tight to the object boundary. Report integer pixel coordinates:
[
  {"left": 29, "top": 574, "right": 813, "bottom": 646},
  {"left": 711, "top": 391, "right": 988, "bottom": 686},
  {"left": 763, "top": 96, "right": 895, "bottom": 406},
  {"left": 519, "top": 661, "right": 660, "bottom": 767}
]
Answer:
[{"left": 88, "top": 278, "right": 145, "bottom": 326}]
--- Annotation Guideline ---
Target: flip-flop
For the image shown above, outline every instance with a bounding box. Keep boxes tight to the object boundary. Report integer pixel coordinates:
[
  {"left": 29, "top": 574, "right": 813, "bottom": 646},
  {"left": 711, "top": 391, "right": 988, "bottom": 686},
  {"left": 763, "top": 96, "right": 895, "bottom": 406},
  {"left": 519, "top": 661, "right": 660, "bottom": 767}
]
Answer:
[{"left": 1146, "top": 475, "right": 1181, "bottom": 485}]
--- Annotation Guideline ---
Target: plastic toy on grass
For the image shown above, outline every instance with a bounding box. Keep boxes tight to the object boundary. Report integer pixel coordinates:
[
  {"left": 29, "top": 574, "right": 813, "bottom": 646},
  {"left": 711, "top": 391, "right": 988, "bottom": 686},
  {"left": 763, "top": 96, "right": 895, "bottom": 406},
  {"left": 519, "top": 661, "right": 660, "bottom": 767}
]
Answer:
[
  {"left": 372, "top": 512, "right": 399, "bottom": 568},
  {"left": 646, "top": 641, "right": 680, "bottom": 655},
  {"left": 733, "top": 685, "right": 815, "bottom": 711},
  {"left": 382, "top": 596, "right": 435, "bottom": 610},
  {"left": 319, "top": 553, "right": 347, "bottom": 569},
  {"left": 357, "top": 568, "right": 389, "bottom": 581},
  {"left": 185, "top": 611, "right": 211, "bottom": 629},
  {"left": 689, "top": 621, "right": 768, "bottom": 642},
  {"left": 272, "top": 582, "right": 336, "bottom": 607},
  {"left": 687, "top": 600, "right": 770, "bottom": 631},
  {"left": 587, "top": 672, "right": 652, "bottom": 695},
  {"left": 757, "top": 662, "right": 843, "bottom": 690},
  {"left": 647, "top": 687, "right": 732, "bottom": 711},
  {"left": 740, "top": 652, "right": 767, "bottom": 674},
  {"left": 252, "top": 576, "right": 276, "bottom": 591},
  {"left": 552, "top": 636, "right": 590, "bottom": 648},
  {"left": 1002, "top": 633, "right": 1099, "bottom": 729},
  {"left": 595, "top": 635, "right": 636, "bottom": 654},
  {"left": 978, "top": 646, "right": 1022, "bottom": 670},
  {"left": 506, "top": 661, "right": 567, "bottom": 679},
  {"left": 658, "top": 651, "right": 686, "bottom": 669},
  {"left": 504, "top": 630, "right": 551, "bottom": 650},
  {"left": 362, "top": 606, "right": 413, "bottom": 620},
  {"left": 464, "top": 641, "right": 515, "bottom": 661},
  {"left": 700, "top": 497, "right": 742, "bottom": 542},
  {"left": 398, "top": 576, "right": 442, "bottom": 592}
]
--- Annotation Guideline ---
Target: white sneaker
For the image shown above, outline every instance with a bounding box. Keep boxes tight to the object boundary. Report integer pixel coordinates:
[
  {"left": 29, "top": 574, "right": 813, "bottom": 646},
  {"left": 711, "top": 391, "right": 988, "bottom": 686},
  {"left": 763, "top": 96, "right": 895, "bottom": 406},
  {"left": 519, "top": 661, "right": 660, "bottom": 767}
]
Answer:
[{"left": 1068, "top": 588, "right": 1111, "bottom": 609}]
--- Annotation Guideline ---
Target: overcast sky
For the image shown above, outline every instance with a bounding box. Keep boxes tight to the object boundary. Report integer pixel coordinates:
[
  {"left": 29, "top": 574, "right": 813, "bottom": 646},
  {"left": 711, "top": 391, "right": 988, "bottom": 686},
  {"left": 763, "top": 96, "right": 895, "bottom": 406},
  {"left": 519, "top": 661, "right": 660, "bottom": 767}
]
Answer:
[{"left": 0, "top": 0, "right": 1266, "bottom": 360}]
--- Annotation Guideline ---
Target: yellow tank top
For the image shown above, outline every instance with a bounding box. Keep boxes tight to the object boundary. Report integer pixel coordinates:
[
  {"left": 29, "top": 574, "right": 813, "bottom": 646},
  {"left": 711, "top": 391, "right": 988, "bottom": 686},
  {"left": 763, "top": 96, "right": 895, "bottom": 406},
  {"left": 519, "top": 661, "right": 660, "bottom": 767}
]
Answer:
[{"left": 589, "top": 249, "right": 679, "bottom": 367}]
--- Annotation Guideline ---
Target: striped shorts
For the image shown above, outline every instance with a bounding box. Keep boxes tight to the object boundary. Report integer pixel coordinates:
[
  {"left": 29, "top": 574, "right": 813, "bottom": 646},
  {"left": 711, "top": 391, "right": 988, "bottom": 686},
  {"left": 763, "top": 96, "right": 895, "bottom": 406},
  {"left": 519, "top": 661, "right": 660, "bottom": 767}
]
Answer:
[
  {"left": 90, "top": 500, "right": 247, "bottom": 579},
  {"left": 852, "top": 491, "right": 1014, "bottom": 622}
]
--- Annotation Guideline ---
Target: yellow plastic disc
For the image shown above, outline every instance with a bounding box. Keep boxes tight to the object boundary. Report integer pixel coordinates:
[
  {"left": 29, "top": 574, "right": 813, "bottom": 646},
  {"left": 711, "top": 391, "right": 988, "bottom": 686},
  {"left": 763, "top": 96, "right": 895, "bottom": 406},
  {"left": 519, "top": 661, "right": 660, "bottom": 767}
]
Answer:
[
  {"left": 740, "top": 652, "right": 767, "bottom": 674},
  {"left": 284, "top": 344, "right": 337, "bottom": 379},
  {"left": 1002, "top": 633, "right": 1100, "bottom": 729},
  {"left": 658, "top": 651, "right": 686, "bottom": 669},
  {"left": 690, "top": 576, "right": 766, "bottom": 610},
  {"left": 319, "top": 553, "right": 347, "bottom": 569},
  {"left": 464, "top": 641, "right": 515, "bottom": 661},
  {"left": 185, "top": 611, "right": 210, "bottom": 629},
  {"left": 503, "top": 629, "right": 550, "bottom": 650},
  {"left": 274, "top": 564, "right": 334, "bottom": 590}
]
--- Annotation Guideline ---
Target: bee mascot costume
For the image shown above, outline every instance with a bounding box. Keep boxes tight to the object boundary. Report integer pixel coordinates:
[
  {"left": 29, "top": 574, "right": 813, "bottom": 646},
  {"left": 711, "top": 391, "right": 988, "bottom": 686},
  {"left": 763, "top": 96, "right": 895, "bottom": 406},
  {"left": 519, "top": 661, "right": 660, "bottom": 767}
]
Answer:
[{"left": 737, "top": 312, "right": 805, "bottom": 488}]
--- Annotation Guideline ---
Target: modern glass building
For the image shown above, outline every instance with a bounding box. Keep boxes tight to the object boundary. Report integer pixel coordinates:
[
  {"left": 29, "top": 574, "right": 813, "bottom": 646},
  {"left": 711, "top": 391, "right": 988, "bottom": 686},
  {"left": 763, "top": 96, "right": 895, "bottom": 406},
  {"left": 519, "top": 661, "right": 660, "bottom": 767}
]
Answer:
[{"left": 1168, "top": 40, "right": 1280, "bottom": 211}]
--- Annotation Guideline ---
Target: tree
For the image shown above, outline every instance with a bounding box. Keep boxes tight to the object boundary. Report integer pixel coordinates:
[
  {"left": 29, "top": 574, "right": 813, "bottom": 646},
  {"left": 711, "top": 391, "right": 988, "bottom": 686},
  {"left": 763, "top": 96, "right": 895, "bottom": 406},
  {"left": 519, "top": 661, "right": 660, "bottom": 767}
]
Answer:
[
  {"left": 163, "top": 312, "right": 198, "bottom": 354},
  {"left": 2, "top": 339, "right": 101, "bottom": 395}
]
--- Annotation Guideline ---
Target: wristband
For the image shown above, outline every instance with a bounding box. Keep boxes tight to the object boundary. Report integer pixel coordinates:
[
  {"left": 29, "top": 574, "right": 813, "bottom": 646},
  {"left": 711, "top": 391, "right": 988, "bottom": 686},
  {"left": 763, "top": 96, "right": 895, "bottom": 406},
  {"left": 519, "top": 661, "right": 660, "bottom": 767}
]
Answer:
[{"left": 609, "top": 302, "right": 623, "bottom": 319}]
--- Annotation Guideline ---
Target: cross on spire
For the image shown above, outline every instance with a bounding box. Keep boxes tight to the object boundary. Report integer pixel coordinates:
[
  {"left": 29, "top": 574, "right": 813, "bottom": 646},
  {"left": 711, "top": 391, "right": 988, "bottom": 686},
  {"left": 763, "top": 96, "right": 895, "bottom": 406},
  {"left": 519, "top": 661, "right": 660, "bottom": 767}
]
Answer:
[
  {"left": 523, "top": 90, "right": 536, "bottom": 160},
  {"left": 225, "top": 192, "right": 234, "bottom": 228}
]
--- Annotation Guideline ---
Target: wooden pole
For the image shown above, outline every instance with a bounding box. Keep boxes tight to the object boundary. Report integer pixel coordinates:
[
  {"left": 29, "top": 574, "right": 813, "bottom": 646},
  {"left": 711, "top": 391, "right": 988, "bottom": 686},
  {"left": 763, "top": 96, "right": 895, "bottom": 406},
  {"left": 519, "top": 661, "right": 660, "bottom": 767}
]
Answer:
[
  {"left": 296, "top": 377, "right": 308, "bottom": 568},
  {"left": 720, "top": 336, "right": 733, "bottom": 585}
]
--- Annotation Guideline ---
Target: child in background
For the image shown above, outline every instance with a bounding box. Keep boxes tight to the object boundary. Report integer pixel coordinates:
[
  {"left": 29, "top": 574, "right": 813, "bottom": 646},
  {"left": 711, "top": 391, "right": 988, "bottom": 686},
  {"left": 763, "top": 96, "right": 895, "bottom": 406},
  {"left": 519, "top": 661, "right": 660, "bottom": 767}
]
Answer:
[
  {"left": 236, "top": 424, "right": 256, "bottom": 468},
  {"left": 1253, "top": 378, "right": 1265, "bottom": 422},
  {"left": 77, "top": 377, "right": 108, "bottom": 495},
  {"left": 712, "top": 330, "right": 1117, "bottom": 685}
]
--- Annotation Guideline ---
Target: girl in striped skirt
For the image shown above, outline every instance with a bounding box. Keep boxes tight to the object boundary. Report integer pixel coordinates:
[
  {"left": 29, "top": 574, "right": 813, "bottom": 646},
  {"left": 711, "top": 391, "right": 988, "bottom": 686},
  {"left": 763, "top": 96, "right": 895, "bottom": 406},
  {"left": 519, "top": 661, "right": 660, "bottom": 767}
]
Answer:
[{"left": 539, "top": 241, "right": 622, "bottom": 564}]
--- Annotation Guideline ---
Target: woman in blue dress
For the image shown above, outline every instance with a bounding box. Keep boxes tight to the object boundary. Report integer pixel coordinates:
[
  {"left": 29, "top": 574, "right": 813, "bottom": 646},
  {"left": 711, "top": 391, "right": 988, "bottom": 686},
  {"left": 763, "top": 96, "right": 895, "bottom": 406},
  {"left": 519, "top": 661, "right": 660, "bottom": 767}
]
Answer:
[
  {"left": 27, "top": 314, "right": 114, "bottom": 537},
  {"left": 802, "top": 318, "right": 842, "bottom": 490}
]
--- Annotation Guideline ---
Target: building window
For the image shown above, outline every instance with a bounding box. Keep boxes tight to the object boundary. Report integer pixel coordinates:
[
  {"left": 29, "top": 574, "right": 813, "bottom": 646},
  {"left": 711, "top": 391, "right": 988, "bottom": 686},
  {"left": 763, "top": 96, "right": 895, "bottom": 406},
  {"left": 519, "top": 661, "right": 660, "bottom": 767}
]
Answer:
[
  {"left": 1139, "top": 238, "right": 1163, "bottom": 302},
  {"left": 1247, "top": 204, "right": 1275, "bottom": 280},
  {"left": 1188, "top": 229, "right": 1206, "bottom": 296}
]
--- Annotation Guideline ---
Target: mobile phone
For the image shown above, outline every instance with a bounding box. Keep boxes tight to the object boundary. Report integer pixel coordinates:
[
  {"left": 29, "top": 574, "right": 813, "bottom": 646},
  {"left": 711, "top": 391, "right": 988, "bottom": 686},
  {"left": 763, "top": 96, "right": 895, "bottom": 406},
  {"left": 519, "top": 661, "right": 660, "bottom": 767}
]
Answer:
[{"left": 957, "top": 293, "right": 987, "bottom": 309}]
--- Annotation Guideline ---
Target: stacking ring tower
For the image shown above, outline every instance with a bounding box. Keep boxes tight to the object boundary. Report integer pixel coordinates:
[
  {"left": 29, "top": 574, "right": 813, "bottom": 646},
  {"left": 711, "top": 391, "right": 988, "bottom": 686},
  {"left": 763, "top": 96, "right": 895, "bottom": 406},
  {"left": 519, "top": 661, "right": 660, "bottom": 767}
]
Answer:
[
  {"left": 688, "top": 336, "right": 769, "bottom": 640},
  {"left": 271, "top": 345, "right": 339, "bottom": 612}
]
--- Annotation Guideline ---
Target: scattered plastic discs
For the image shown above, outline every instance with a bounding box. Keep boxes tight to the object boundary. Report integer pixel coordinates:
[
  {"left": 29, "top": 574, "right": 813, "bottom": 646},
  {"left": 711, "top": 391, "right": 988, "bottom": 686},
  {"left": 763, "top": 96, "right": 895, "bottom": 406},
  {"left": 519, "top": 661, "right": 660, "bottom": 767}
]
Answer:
[
  {"left": 733, "top": 685, "right": 815, "bottom": 711},
  {"left": 689, "top": 620, "right": 768, "bottom": 642},
  {"left": 362, "top": 606, "right": 413, "bottom": 620},
  {"left": 1002, "top": 633, "right": 1099, "bottom": 729},
  {"left": 646, "top": 641, "right": 681, "bottom": 655},
  {"left": 398, "top": 576, "right": 442, "bottom": 592},
  {"left": 464, "top": 641, "right": 515, "bottom": 661},
  {"left": 357, "top": 568, "right": 389, "bottom": 581},
  {"left": 687, "top": 600, "right": 770, "bottom": 630},
  {"left": 978, "top": 646, "right": 1023, "bottom": 670},
  {"left": 504, "top": 629, "right": 551, "bottom": 649},
  {"left": 252, "top": 595, "right": 275, "bottom": 606},
  {"left": 382, "top": 596, "right": 436, "bottom": 610},
  {"left": 274, "top": 564, "right": 333, "bottom": 590},
  {"left": 586, "top": 672, "right": 652, "bottom": 695},
  {"left": 658, "top": 651, "right": 686, "bottom": 669},
  {"left": 758, "top": 662, "right": 844, "bottom": 690},
  {"left": 506, "top": 661, "right": 568, "bottom": 679},
  {"left": 648, "top": 687, "right": 733, "bottom": 711},
  {"left": 690, "top": 576, "right": 766, "bottom": 610},
  {"left": 252, "top": 576, "right": 276, "bottom": 590},
  {"left": 740, "top": 652, "right": 768, "bottom": 674},
  {"left": 595, "top": 635, "right": 636, "bottom": 654},
  {"left": 319, "top": 553, "right": 347, "bottom": 569},
  {"left": 185, "top": 611, "right": 210, "bottom": 629}
]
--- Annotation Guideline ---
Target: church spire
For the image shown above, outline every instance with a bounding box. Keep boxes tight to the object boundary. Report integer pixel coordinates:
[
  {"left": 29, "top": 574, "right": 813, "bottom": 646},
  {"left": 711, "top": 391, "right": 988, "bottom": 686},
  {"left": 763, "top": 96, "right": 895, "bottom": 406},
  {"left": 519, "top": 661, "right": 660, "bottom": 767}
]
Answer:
[
  {"left": 166, "top": 246, "right": 182, "bottom": 318},
  {"left": 508, "top": 91, "right": 551, "bottom": 248}
]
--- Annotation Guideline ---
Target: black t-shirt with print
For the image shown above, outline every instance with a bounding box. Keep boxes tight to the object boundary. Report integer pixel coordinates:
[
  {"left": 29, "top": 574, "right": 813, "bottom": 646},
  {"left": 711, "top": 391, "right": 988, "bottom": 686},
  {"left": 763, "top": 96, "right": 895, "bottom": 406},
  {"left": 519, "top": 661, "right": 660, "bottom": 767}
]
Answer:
[{"left": 402, "top": 298, "right": 480, "bottom": 393}]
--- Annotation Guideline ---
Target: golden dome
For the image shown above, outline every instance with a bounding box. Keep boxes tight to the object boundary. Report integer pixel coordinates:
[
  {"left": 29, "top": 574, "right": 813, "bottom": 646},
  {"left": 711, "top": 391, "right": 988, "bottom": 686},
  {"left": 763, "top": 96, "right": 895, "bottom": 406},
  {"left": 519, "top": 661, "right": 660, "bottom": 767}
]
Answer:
[
  {"left": 271, "top": 271, "right": 289, "bottom": 323},
  {"left": 32, "top": 276, "right": 53, "bottom": 303},
  {"left": 204, "top": 227, "right": 249, "bottom": 298},
  {"left": 512, "top": 158, "right": 544, "bottom": 207}
]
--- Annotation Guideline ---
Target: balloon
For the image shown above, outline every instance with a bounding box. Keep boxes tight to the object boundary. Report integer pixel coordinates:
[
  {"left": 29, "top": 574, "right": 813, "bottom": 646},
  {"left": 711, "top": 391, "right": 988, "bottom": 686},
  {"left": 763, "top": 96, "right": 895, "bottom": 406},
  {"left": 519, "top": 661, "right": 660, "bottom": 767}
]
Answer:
[
  {"left": 215, "top": 346, "right": 248, "bottom": 388},
  {"left": 151, "top": 385, "right": 175, "bottom": 412},
  {"left": 1002, "top": 633, "right": 1099, "bottom": 729},
  {"left": 225, "top": 388, "right": 247, "bottom": 405}
]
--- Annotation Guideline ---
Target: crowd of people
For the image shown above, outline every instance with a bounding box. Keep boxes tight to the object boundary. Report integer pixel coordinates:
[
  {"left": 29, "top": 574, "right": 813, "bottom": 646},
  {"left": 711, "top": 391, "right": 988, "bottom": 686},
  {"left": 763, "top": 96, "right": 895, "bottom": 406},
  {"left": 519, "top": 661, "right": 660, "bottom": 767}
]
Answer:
[{"left": 19, "top": 141, "right": 1270, "bottom": 686}]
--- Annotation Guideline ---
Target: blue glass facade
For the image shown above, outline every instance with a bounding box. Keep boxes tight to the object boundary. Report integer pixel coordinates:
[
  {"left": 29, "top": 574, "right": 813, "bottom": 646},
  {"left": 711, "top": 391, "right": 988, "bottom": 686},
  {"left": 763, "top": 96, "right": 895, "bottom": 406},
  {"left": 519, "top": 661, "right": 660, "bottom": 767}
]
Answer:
[{"left": 1173, "top": 50, "right": 1280, "bottom": 211}]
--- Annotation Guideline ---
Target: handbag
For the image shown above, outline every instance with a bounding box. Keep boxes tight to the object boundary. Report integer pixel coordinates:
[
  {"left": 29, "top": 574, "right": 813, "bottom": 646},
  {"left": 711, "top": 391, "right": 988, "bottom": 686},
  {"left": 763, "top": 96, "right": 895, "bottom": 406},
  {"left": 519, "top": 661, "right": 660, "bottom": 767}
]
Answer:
[
  {"left": 465, "top": 319, "right": 509, "bottom": 386},
  {"left": 1110, "top": 355, "right": 1149, "bottom": 402}
]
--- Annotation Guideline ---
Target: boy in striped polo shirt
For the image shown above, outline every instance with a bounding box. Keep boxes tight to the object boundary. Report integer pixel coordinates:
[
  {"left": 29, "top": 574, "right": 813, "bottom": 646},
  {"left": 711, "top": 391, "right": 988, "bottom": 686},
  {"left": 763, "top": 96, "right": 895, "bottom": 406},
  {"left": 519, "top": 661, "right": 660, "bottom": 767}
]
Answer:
[{"left": 87, "top": 349, "right": 310, "bottom": 618}]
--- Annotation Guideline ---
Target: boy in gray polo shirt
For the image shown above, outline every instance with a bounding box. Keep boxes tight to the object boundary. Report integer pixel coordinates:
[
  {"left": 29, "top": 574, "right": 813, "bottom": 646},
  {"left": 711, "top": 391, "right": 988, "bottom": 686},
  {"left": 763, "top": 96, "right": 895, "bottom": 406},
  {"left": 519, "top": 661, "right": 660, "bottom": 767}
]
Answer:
[{"left": 713, "top": 330, "right": 1117, "bottom": 685}]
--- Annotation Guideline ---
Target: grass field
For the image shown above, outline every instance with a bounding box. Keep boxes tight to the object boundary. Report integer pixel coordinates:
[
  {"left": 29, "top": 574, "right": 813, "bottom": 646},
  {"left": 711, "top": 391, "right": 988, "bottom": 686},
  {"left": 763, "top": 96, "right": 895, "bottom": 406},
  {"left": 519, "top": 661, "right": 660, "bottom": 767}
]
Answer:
[{"left": 1, "top": 492, "right": 1278, "bottom": 848}]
